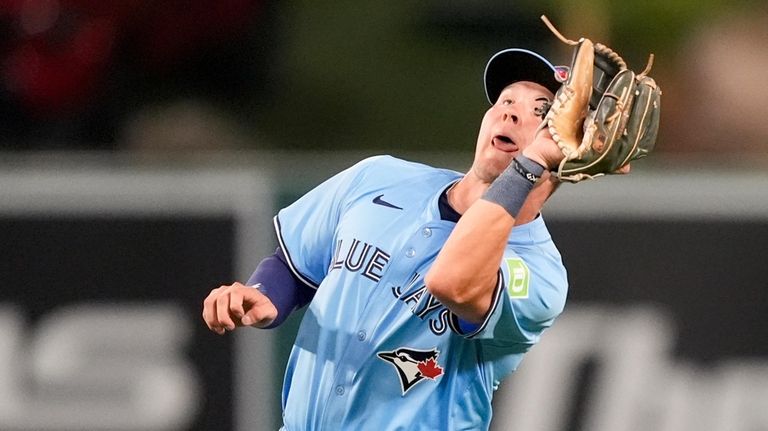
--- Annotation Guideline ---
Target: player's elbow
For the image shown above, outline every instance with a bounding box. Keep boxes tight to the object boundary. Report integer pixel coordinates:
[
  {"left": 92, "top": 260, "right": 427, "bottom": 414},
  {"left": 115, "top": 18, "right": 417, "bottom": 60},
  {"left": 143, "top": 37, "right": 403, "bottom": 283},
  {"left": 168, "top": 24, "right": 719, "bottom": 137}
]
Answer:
[
  {"left": 425, "top": 270, "right": 473, "bottom": 307},
  {"left": 425, "top": 271, "right": 489, "bottom": 323},
  {"left": 425, "top": 270, "right": 452, "bottom": 302},
  {"left": 427, "top": 282, "right": 475, "bottom": 317}
]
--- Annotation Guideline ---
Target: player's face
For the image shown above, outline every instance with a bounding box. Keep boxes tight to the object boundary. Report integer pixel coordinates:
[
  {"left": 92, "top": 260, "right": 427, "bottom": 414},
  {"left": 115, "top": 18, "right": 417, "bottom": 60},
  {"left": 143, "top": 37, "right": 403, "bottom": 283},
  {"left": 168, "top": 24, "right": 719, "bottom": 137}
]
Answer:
[{"left": 471, "top": 81, "right": 554, "bottom": 182}]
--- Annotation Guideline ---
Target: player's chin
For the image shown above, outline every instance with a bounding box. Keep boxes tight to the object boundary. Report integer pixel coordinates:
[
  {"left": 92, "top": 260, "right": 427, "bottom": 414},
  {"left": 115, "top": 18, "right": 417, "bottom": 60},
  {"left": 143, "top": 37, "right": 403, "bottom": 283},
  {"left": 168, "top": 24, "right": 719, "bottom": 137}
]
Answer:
[
  {"left": 489, "top": 150, "right": 515, "bottom": 172},
  {"left": 477, "top": 158, "right": 510, "bottom": 182},
  {"left": 474, "top": 146, "right": 514, "bottom": 179}
]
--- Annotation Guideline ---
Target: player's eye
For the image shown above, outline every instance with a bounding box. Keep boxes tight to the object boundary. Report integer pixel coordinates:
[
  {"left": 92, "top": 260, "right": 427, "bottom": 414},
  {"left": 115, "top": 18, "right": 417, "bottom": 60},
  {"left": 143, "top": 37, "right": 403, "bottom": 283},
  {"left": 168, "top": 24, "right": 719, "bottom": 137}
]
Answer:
[
  {"left": 533, "top": 99, "right": 552, "bottom": 119},
  {"left": 501, "top": 99, "right": 513, "bottom": 106}
]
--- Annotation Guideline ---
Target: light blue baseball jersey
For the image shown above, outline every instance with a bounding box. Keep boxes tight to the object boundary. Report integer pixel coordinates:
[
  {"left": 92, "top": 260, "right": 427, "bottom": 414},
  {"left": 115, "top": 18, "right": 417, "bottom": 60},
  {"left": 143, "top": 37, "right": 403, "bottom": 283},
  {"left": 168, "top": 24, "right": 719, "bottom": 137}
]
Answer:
[{"left": 274, "top": 155, "right": 568, "bottom": 430}]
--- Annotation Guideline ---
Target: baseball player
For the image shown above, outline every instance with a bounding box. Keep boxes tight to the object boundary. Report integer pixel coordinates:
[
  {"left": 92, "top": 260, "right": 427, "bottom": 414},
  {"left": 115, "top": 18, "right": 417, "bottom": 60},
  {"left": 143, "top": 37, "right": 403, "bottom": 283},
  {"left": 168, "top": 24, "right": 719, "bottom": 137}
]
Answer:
[{"left": 203, "top": 48, "right": 571, "bottom": 430}]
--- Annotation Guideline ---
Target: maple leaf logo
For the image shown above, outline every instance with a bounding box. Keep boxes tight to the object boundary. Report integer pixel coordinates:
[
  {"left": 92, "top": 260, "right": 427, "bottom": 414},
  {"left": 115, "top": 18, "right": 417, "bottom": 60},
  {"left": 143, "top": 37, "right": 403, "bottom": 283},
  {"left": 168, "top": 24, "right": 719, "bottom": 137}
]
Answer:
[{"left": 417, "top": 358, "right": 444, "bottom": 379}]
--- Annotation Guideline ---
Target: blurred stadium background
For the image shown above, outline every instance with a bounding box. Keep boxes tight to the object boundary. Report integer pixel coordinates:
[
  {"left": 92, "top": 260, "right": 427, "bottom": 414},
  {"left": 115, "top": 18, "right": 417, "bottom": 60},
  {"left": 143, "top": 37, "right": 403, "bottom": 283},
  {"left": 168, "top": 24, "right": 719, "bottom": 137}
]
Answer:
[{"left": 1, "top": 1, "right": 767, "bottom": 430}]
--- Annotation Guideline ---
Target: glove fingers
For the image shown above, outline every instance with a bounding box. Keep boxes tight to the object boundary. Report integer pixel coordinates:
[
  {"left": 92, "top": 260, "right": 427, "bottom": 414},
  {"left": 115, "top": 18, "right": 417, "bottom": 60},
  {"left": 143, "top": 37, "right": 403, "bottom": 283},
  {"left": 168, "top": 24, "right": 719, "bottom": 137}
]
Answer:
[
  {"left": 559, "top": 72, "right": 662, "bottom": 181},
  {"left": 591, "top": 43, "right": 627, "bottom": 109},
  {"left": 620, "top": 76, "right": 661, "bottom": 165},
  {"left": 562, "top": 69, "right": 637, "bottom": 175},
  {"left": 545, "top": 38, "right": 594, "bottom": 159}
]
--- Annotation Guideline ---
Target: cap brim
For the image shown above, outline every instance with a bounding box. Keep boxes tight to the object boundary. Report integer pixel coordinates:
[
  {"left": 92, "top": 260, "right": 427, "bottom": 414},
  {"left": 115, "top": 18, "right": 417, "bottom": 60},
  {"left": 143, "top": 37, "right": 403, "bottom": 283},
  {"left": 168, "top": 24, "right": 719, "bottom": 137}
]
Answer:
[{"left": 484, "top": 48, "right": 560, "bottom": 104}]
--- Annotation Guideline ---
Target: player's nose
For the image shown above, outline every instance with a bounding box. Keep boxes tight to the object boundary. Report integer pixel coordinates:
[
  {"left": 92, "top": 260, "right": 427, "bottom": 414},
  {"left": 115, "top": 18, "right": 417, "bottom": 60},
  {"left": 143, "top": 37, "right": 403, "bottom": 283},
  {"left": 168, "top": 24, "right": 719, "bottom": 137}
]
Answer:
[{"left": 503, "top": 110, "right": 519, "bottom": 125}]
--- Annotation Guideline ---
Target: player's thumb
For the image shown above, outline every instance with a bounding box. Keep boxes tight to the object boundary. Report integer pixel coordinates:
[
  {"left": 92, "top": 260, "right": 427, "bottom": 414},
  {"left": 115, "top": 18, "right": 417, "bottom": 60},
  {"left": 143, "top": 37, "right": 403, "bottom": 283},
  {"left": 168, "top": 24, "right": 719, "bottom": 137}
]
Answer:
[{"left": 240, "top": 299, "right": 277, "bottom": 328}]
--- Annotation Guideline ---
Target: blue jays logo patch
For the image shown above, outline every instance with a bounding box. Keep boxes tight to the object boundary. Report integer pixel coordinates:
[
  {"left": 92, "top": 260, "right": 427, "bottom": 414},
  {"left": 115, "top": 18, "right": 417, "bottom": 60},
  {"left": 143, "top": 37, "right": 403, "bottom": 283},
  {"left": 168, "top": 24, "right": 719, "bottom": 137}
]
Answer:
[
  {"left": 554, "top": 65, "right": 570, "bottom": 82},
  {"left": 377, "top": 347, "right": 444, "bottom": 395}
]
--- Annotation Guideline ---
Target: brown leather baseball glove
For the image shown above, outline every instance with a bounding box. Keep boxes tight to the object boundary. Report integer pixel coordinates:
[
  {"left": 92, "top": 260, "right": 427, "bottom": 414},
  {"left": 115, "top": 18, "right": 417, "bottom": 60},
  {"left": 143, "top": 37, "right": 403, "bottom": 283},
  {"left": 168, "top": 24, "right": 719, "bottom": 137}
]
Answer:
[{"left": 540, "top": 15, "right": 662, "bottom": 182}]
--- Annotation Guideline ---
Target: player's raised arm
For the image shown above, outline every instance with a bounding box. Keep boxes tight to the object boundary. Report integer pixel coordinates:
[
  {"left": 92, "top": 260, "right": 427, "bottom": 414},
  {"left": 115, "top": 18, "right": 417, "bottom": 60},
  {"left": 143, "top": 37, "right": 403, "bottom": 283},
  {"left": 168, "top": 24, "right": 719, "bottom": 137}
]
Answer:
[
  {"left": 425, "top": 153, "right": 560, "bottom": 324},
  {"left": 425, "top": 76, "right": 564, "bottom": 324}
]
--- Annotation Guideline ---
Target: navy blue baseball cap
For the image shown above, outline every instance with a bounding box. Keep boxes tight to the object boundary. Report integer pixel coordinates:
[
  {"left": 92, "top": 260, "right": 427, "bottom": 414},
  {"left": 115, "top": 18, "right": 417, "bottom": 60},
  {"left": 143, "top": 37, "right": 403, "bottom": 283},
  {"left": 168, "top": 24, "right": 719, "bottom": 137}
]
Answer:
[{"left": 484, "top": 48, "right": 561, "bottom": 104}]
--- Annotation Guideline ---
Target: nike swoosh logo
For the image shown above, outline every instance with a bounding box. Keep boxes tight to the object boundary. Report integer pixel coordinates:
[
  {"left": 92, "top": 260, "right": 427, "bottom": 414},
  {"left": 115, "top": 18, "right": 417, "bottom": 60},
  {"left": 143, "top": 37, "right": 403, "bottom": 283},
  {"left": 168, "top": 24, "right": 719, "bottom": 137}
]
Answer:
[{"left": 372, "top": 194, "right": 403, "bottom": 210}]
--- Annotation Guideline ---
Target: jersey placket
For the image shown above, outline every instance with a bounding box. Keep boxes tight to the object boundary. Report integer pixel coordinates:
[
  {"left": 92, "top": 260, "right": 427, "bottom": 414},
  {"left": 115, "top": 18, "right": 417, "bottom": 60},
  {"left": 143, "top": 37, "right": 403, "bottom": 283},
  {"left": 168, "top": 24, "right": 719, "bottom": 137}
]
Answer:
[{"left": 317, "top": 221, "right": 451, "bottom": 428}]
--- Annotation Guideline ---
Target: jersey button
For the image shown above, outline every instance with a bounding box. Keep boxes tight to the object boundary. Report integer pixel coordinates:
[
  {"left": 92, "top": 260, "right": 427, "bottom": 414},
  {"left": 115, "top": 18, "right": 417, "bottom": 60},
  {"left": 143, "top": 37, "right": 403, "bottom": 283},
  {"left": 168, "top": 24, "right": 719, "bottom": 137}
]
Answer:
[
  {"left": 357, "top": 330, "right": 366, "bottom": 341},
  {"left": 335, "top": 385, "right": 345, "bottom": 396},
  {"left": 405, "top": 248, "right": 416, "bottom": 258},
  {"left": 422, "top": 227, "right": 432, "bottom": 238}
]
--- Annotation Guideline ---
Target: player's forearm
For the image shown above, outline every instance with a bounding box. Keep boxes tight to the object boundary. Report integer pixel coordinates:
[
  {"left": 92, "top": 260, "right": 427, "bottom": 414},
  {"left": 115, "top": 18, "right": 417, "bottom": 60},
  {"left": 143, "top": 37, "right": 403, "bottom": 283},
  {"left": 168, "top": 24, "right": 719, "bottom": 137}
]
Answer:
[
  {"left": 515, "top": 172, "right": 560, "bottom": 224},
  {"left": 246, "top": 247, "right": 315, "bottom": 328},
  {"left": 426, "top": 199, "right": 514, "bottom": 322}
]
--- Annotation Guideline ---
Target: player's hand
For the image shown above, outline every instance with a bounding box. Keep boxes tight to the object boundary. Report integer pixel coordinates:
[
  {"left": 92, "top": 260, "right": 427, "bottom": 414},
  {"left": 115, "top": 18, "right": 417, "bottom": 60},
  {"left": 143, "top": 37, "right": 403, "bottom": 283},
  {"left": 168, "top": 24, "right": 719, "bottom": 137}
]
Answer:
[
  {"left": 522, "top": 127, "right": 564, "bottom": 170},
  {"left": 614, "top": 163, "right": 631, "bottom": 174},
  {"left": 522, "top": 127, "right": 632, "bottom": 175},
  {"left": 202, "top": 282, "right": 277, "bottom": 334}
]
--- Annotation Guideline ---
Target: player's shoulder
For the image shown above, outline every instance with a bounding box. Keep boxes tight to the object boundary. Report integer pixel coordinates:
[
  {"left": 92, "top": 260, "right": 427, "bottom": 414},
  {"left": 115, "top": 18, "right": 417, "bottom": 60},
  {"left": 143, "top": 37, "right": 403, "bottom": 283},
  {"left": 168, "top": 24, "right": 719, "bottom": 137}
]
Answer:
[
  {"left": 355, "top": 155, "right": 461, "bottom": 182},
  {"left": 355, "top": 154, "right": 433, "bottom": 172},
  {"left": 504, "top": 223, "right": 568, "bottom": 322}
]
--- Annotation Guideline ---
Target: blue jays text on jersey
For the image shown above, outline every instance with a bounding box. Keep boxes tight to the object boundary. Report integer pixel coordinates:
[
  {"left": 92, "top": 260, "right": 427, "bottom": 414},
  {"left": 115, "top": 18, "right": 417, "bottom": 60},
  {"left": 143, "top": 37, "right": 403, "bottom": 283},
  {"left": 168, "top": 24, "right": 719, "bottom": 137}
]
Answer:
[
  {"left": 274, "top": 155, "right": 568, "bottom": 431},
  {"left": 329, "top": 238, "right": 450, "bottom": 337},
  {"left": 328, "top": 237, "right": 390, "bottom": 282}
]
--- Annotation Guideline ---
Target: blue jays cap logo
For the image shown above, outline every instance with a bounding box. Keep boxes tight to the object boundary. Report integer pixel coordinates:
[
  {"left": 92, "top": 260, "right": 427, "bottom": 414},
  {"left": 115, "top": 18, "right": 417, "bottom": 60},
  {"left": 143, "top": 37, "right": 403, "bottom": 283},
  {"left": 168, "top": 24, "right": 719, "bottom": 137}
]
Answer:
[
  {"left": 377, "top": 347, "right": 444, "bottom": 395},
  {"left": 554, "top": 65, "right": 570, "bottom": 83}
]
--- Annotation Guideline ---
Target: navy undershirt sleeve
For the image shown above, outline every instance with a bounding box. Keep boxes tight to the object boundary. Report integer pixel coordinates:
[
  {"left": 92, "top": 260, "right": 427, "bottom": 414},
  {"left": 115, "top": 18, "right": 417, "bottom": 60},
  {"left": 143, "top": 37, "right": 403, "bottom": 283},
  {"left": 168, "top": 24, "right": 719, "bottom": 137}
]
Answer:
[{"left": 246, "top": 247, "right": 316, "bottom": 328}]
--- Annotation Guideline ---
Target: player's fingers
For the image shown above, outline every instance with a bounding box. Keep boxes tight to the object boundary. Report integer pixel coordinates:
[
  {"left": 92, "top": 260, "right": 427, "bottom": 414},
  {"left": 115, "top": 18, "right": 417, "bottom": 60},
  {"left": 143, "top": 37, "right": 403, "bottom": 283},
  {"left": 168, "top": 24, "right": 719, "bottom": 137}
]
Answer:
[
  {"left": 202, "top": 287, "right": 225, "bottom": 334},
  {"left": 241, "top": 294, "right": 277, "bottom": 328},
  {"left": 242, "top": 310, "right": 276, "bottom": 328},
  {"left": 229, "top": 288, "right": 246, "bottom": 322},
  {"left": 210, "top": 299, "right": 227, "bottom": 335},
  {"left": 209, "top": 313, "right": 228, "bottom": 334},
  {"left": 613, "top": 163, "right": 631, "bottom": 175},
  {"left": 207, "top": 305, "right": 225, "bottom": 335},
  {"left": 216, "top": 291, "right": 237, "bottom": 331}
]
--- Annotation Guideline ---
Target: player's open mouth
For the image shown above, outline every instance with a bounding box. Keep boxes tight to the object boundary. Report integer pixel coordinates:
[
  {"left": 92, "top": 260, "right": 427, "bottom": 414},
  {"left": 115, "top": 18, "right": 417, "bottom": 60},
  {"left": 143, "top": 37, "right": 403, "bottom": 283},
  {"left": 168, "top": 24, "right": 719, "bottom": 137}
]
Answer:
[{"left": 492, "top": 135, "right": 517, "bottom": 152}]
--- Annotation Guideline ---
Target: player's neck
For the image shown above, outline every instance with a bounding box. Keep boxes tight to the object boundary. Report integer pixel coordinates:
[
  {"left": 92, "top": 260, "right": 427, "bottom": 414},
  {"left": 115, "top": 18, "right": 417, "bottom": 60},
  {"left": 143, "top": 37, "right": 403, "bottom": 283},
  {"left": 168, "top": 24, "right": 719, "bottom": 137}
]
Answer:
[
  {"left": 446, "top": 175, "right": 489, "bottom": 215},
  {"left": 449, "top": 171, "right": 557, "bottom": 225}
]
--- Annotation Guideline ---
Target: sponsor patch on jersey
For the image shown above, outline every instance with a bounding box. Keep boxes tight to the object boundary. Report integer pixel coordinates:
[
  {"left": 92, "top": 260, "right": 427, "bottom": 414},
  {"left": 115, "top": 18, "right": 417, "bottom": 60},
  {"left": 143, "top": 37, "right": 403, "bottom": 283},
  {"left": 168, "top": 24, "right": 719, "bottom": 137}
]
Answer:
[
  {"left": 505, "top": 258, "right": 530, "bottom": 299},
  {"left": 377, "top": 347, "right": 444, "bottom": 395}
]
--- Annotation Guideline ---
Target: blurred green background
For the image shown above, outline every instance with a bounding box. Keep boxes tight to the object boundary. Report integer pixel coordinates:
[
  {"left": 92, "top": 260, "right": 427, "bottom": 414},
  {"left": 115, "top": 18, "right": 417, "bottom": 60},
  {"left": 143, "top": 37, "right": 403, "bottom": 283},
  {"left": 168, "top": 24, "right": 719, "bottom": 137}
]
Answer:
[{"left": 2, "top": 0, "right": 766, "bottom": 162}]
